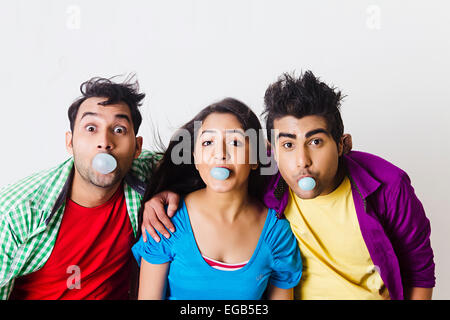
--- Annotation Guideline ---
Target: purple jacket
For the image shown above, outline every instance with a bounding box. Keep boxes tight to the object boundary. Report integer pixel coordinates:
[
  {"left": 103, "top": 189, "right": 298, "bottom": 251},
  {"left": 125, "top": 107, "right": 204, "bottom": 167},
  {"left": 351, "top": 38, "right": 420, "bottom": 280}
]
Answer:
[{"left": 263, "top": 150, "right": 435, "bottom": 300}]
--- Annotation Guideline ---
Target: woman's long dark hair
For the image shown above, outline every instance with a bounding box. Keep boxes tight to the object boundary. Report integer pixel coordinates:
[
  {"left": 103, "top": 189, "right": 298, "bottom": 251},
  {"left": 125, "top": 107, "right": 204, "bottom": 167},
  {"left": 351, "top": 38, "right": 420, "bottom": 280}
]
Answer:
[{"left": 141, "top": 97, "right": 269, "bottom": 215}]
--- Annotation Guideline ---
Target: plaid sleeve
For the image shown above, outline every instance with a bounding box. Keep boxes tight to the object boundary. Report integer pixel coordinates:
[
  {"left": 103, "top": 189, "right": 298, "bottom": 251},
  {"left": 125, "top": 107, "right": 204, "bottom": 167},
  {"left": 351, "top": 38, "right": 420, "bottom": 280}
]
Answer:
[
  {"left": 0, "top": 159, "right": 74, "bottom": 300},
  {"left": 0, "top": 214, "right": 19, "bottom": 300},
  {"left": 130, "top": 149, "right": 162, "bottom": 183}
]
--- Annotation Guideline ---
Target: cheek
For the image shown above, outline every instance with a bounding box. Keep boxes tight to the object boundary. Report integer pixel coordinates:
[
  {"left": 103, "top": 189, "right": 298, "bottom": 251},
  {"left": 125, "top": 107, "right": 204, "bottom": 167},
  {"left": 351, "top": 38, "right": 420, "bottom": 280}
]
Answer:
[
  {"left": 71, "top": 138, "right": 90, "bottom": 159},
  {"left": 117, "top": 137, "right": 136, "bottom": 152},
  {"left": 194, "top": 146, "right": 211, "bottom": 164},
  {"left": 276, "top": 156, "right": 298, "bottom": 188},
  {"left": 314, "top": 150, "right": 339, "bottom": 179},
  {"left": 278, "top": 153, "right": 297, "bottom": 175},
  {"left": 193, "top": 153, "right": 212, "bottom": 181},
  {"left": 196, "top": 163, "right": 210, "bottom": 177},
  {"left": 71, "top": 135, "right": 99, "bottom": 159},
  {"left": 234, "top": 165, "right": 252, "bottom": 181},
  {"left": 234, "top": 147, "right": 248, "bottom": 165}
]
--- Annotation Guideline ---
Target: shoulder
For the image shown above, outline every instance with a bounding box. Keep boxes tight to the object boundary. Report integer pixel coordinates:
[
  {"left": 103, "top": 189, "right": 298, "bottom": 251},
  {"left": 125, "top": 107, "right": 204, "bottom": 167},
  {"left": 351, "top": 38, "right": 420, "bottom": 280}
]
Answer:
[
  {"left": 149, "top": 197, "right": 191, "bottom": 242},
  {"left": 136, "top": 149, "right": 162, "bottom": 162},
  {"left": 345, "top": 150, "right": 410, "bottom": 186},
  {"left": 263, "top": 208, "right": 295, "bottom": 249},
  {"left": 0, "top": 158, "right": 73, "bottom": 244},
  {"left": 170, "top": 198, "right": 191, "bottom": 234},
  {"left": 130, "top": 149, "right": 163, "bottom": 182},
  {"left": 0, "top": 158, "right": 73, "bottom": 215}
]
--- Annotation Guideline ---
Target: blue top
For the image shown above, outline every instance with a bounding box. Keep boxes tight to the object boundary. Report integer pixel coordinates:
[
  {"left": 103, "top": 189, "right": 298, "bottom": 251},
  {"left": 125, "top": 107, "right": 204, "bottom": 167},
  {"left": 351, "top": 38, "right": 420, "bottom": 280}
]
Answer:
[{"left": 132, "top": 200, "right": 302, "bottom": 300}]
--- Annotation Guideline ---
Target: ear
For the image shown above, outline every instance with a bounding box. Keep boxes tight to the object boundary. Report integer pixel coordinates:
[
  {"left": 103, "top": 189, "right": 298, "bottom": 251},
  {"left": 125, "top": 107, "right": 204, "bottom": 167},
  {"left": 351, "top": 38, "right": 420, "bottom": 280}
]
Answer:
[
  {"left": 134, "top": 136, "right": 143, "bottom": 159},
  {"left": 341, "top": 133, "right": 353, "bottom": 155},
  {"left": 65, "top": 131, "right": 73, "bottom": 155}
]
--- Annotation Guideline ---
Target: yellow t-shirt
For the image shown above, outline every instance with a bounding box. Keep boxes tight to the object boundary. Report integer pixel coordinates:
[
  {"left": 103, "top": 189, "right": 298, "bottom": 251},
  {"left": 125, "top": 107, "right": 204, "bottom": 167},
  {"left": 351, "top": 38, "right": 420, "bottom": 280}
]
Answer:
[{"left": 284, "top": 176, "right": 390, "bottom": 300}]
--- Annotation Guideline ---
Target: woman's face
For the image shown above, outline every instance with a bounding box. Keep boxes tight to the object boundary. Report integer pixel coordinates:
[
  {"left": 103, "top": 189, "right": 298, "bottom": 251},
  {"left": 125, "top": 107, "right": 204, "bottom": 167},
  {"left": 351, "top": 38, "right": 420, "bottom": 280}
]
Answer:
[{"left": 193, "top": 112, "right": 257, "bottom": 193}]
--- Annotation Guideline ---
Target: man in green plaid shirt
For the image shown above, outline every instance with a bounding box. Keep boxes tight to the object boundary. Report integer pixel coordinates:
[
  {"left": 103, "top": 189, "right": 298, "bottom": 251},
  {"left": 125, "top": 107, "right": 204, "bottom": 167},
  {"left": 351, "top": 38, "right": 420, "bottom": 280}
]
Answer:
[{"left": 0, "top": 76, "right": 174, "bottom": 299}]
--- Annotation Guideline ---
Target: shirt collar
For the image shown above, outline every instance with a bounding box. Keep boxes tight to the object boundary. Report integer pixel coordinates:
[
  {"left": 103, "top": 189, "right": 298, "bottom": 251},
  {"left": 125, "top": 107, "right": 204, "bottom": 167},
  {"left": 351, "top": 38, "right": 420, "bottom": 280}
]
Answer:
[
  {"left": 43, "top": 157, "right": 146, "bottom": 226},
  {"left": 343, "top": 151, "right": 381, "bottom": 199}
]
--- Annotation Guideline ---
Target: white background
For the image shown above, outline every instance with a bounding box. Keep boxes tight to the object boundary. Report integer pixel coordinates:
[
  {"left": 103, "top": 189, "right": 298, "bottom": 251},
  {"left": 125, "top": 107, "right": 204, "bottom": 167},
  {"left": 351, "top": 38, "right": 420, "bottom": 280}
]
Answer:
[{"left": 0, "top": 0, "right": 449, "bottom": 299}]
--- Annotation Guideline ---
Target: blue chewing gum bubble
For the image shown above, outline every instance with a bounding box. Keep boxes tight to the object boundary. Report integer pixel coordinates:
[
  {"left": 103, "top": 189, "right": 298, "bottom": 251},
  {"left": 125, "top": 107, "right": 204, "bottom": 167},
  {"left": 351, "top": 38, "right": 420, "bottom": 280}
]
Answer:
[
  {"left": 210, "top": 167, "right": 230, "bottom": 181},
  {"left": 92, "top": 153, "right": 117, "bottom": 174},
  {"left": 298, "top": 177, "right": 316, "bottom": 191}
]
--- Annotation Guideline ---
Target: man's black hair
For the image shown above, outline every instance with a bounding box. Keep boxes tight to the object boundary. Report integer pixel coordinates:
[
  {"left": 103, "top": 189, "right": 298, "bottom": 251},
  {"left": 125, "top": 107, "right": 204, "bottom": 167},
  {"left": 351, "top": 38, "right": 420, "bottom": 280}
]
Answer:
[
  {"left": 262, "top": 70, "right": 344, "bottom": 145},
  {"left": 68, "top": 75, "right": 145, "bottom": 135}
]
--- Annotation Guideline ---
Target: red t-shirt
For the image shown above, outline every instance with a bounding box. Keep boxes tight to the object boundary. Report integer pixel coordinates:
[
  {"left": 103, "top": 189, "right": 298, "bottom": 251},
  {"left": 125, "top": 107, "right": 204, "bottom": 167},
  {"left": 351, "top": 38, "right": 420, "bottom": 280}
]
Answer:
[{"left": 12, "top": 185, "right": 134, "bottom": 300}]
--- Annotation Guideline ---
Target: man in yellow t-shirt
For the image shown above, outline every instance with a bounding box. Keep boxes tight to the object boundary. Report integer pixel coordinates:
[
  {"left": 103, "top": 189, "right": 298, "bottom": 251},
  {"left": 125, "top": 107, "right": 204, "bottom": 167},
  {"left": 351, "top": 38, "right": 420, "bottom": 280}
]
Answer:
[
  {"left": 262, "top": 71, "right": 434, "bottom": 300},
  {"left": 285, "top": 178, "right": 389, "bottom": 299}
]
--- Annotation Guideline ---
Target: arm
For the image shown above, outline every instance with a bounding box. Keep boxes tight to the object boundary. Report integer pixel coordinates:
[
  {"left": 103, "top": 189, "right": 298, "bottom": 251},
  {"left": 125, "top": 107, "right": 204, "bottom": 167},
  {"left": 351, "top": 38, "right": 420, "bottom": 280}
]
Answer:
[
  {"left": 141, "top": 191, "right": 180, "bottom": 242},
  {"left": 0, "top": 216, "right": 19, "bottom": 300},
  {"left": 404, "top": 287, "right": 433, "bottom": 300},
  {"left": 384, "top": 173, "right": 435, "bottom": 297},
  {"left": 266, "top": 284, "right": 293, "bottom": 300},
  {"left": 137, "top": 258, "right": 169, "bottom": 300}
]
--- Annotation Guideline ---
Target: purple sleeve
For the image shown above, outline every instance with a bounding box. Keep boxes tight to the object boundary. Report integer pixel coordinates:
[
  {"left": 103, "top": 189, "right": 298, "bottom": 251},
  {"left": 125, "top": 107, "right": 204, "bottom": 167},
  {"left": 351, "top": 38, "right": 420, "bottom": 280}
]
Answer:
[
  {"left": 262, "top": 172, "right": 290, "bottom": 217},
  {"left": 385, "top": 173, "right": 435, "bottom": 288}
]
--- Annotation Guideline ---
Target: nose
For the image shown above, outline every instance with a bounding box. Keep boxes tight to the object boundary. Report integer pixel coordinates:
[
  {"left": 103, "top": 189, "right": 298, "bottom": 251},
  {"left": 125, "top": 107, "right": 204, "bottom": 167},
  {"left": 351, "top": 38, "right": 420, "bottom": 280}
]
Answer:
[
  {"left": 97, "top": 130, "right": 114, "bottom": 151},
  {"left": 297, "top": 147, "right": 312, "bottom": 168},
  {"left": 214, "top": 140, "right": 230, "bottom": 161}
]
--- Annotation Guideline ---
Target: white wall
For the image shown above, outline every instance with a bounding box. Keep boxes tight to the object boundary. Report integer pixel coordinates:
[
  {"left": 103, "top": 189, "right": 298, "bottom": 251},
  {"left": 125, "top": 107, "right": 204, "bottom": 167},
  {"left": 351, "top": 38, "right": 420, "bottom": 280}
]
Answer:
[{"left": 1, "top": 0, "right": 449, "bottom": 299}]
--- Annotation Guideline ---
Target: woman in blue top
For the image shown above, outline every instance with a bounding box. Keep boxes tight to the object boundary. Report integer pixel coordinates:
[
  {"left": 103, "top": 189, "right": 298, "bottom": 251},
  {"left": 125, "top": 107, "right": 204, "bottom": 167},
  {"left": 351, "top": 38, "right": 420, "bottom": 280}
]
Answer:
[{"left": 132, "top": 98, "right": 302, "bottom": 299}]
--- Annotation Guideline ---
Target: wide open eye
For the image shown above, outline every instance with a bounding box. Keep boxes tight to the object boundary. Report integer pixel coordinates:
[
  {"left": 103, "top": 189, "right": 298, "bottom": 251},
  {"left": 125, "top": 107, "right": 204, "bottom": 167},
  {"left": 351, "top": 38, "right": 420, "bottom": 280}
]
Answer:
[
  {"left": 309, "top": 138, "right": 322, "bottom": 146},
  {"left": 86, "top": 125, "right": 96, "bottom": 132},
  {"left": 114, "top": 126, "right": 127, "bottom": 134}
]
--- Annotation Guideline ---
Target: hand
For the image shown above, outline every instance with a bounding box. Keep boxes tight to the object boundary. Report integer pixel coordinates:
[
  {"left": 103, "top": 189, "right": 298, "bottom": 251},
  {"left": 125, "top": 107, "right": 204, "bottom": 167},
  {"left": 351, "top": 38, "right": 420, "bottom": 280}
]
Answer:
[{"left": 141, "top": 191, "right": 180, "bottom": 242}]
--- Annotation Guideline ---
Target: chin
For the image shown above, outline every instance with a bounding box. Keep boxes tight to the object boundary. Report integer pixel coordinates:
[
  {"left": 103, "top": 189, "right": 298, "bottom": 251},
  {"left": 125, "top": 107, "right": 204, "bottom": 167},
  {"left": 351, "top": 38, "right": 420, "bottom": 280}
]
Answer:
[
  {"left": 90, "top": 171, "right": 122, "bottom": 188},
  {"left": 205, "top": 179, "right": 238, "bottom": 193},
  {"left": 208, "top": 185, "right": 234, "bottom": 193},
  {"left": 292, "top": 187, "right": 320, "bottom": 200}
]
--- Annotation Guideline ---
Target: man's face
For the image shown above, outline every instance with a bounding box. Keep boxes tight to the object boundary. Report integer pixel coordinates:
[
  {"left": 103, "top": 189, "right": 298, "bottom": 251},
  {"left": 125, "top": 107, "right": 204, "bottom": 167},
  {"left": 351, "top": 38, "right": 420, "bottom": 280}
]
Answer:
[
  {"left": 66, "top": 97, "right": 143, "bottom": 189},
  {"left": 272, "top": 115, "right": 343, "bottom": 199}
]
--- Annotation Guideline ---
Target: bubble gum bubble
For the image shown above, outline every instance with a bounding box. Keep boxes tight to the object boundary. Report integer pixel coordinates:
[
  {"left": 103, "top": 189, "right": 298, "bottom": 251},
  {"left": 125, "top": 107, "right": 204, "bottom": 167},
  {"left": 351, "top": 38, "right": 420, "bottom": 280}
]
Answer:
[
  {"left": 298, "top": 177, "right": 316, "bottom": 191},
  {"left": 210, "top": 167, "right": 230, "bottom": 180},
  {"left": 92, "top": 153, "right": 117, "bottom": 174}
]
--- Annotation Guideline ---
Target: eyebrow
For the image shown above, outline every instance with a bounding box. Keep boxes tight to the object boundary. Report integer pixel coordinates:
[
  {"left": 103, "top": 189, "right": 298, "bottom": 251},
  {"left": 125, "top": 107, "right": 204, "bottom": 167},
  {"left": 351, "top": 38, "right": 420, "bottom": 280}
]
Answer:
[
  {"left": 80, "top": 112, "right": 131, "bottom": 124},
  {"left": 276, "top": 128, "right": 330, "bottom": 140},
  {"left": 276, "top": 133, "right": 296, "bottom": 141},
  {"left": 200, "top": 129, "right": 245, "bottom": 137},
  {"left": 304, "top": 128, "right": 329, "bottom": 138}
]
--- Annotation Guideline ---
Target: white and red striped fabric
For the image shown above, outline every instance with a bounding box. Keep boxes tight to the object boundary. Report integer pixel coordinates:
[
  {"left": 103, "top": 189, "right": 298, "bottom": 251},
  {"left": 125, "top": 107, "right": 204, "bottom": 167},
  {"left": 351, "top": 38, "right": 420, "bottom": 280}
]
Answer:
[{"left": 202, "top": 255, "right": 249, "bottom": 271}]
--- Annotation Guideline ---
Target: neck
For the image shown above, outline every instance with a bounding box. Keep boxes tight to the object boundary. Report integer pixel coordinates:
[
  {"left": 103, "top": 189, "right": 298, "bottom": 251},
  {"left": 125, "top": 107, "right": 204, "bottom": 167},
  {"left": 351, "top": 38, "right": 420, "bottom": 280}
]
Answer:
[
  {"left": 69, "top": 170, "right": 121, "bottom": 208},
  {"left": 317, "top": 158, "right": 346, "bottom": 197},
  {"left": 330, "top": 160, "right": 346, "bottom": 194},
  {"left": 201, "top": 184, "right": 250, "bottom": 223}
]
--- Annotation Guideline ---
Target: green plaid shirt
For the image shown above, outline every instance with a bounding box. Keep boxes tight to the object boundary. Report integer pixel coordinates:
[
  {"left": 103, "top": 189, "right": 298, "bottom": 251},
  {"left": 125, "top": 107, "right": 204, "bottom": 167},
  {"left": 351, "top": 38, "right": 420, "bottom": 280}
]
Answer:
[{"left": 0, "top": 150, "right": 159, "bottom": 299}]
